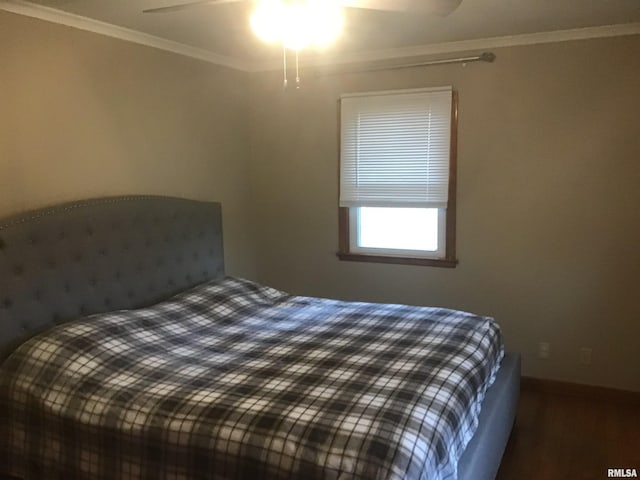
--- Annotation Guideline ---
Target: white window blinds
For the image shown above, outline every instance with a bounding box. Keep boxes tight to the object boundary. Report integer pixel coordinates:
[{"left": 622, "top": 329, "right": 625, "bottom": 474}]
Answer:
[{"left": 340, "top": 87, "right": 453, "bottom": 208}]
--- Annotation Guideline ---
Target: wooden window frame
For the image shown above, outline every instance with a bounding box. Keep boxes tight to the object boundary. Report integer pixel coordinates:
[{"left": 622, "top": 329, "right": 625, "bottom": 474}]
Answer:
[{"left": 337, "top": 91, "right": 458, "bottom": 268}]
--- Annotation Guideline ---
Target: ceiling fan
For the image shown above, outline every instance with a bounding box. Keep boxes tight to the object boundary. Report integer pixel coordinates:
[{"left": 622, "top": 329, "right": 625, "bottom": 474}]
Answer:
[
  {"left": 143, "top": 0, "right": 462, "bottom": 51},
  {"left": 143, "top": 0, "right": 463, "bottom": 17},
  {"left": 143, "top": 0, "right": 463, "bottom": 88}
]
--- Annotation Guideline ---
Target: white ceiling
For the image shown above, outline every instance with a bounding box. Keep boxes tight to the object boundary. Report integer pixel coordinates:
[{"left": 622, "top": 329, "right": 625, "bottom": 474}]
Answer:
[{"left": 10, "top": 0, "right": 640, "bottom": 67}]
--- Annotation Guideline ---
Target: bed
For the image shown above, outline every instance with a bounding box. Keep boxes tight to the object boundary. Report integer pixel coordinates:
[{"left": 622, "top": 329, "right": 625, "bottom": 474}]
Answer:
[{"left": 0, "top": 196, "right": 520, "bottom": 480}]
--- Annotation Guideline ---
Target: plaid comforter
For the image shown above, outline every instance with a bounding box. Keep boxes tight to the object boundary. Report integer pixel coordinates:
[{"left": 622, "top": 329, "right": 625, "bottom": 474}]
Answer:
[{"left": 1, "top": 277, "right": 503, "bottom": 480}]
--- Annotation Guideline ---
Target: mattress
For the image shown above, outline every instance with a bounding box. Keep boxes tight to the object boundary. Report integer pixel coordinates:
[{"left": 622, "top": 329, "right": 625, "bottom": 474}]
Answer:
[
  {"left": 0, "top": 277, "right": 504, "bottom": 480},
  {"left": 458, "top": 352, "right": 520, "bottom": 480}
]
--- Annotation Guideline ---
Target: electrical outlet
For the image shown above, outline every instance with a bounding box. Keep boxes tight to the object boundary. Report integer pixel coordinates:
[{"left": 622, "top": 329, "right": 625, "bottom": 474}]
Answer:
[
  {"left": 579, "top": 347, "right": 592, "bottom": 365},
  {"left": 538, "top": 342, "right": 551, "bottom": 359}
]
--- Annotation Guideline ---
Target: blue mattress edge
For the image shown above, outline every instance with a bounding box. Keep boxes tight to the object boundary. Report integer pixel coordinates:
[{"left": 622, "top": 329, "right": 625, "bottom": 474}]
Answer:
[{"left": 457, "top": 352, "right": 521, "bottom": 480}]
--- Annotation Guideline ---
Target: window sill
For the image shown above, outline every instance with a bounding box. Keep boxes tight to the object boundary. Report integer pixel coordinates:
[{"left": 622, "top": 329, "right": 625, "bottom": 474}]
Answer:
[{"left": 336, "top": 252, "right": 458, "bottom": 268}]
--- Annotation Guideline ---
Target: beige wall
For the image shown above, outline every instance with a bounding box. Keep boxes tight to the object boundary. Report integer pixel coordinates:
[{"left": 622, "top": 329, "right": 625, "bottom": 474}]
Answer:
[
  {"left": 249, "top": 36, "right": 640, "bottom": 391},
  {"left": 0, "top": 11, "right": 256, "bottom": 278},
  {"left": 2, "top": 10, "right": 639, "bottom": 391}
]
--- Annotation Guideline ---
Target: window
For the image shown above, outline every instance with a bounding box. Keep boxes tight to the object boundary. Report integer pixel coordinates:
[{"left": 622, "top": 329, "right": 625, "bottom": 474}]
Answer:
[{"left": 337, "top": 87, "right": 458, "bottom": 267}]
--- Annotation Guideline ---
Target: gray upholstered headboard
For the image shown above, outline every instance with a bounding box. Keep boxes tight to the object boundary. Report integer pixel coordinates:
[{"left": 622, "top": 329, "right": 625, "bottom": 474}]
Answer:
[{"left": 0, "top": 196, "right": 224, "bottom": 359}]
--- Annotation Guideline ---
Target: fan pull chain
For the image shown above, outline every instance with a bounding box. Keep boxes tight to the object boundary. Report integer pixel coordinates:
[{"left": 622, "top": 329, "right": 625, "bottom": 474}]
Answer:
[
  {"left": 295, "top": 50, "right": 301, "bottom": 89},
  {"left": 282, "top": 46, "right": 288, "bottom": 89},
  {"left": 281, "top": 48, "right": 302, "bottom": 91}
]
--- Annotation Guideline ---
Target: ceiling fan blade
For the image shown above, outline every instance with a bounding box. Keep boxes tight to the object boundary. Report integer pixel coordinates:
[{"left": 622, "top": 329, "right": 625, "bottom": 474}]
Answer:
[
  {"left": 142, "top": 0, "right": 244, "bottom": 14},
  {"left": 340, "top": 0, "right": 462, "bottom": 16}
]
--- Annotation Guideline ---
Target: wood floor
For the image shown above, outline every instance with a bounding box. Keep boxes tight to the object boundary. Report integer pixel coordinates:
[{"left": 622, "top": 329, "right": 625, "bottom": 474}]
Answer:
[{"left": 496, "top": 387, "right": 640, "bottom": 480}]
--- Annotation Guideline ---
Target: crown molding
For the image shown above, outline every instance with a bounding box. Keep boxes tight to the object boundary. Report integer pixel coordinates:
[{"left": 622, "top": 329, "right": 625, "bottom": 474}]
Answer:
[
  {"left": 250, "top": 22, "right": 640, "bottom": 71},
  {"left": 2, "top": 0, "right": 639, "bottom": 73},
  {"left": 0, "top": 0, "right": 254, "bottom": 71}
]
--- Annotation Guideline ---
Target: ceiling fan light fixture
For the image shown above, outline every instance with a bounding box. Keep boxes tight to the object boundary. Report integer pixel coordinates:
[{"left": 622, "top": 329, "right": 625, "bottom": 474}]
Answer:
[
  {"left": 250, "top": 0, "right": 285, "bottom": 44},
  {"left": 307, "top": 1, "right": 343, "bottom": 47},
  {"left": 250, "top": 0, "right": 343, "bottom": 51}
]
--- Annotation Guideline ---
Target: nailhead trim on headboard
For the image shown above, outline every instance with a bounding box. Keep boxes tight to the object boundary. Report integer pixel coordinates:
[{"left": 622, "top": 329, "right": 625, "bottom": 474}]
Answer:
[
  {"left": 0, "top": 196, "right": 225, "bottom": 359},
  {"left": 0, "top": 196, "right": 169, "bottom": 230}
]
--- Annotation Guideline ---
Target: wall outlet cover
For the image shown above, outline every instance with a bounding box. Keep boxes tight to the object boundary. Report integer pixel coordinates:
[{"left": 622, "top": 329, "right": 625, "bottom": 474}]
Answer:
[{"left": 538, "top": 342, "right": 551, "bottom": 359}]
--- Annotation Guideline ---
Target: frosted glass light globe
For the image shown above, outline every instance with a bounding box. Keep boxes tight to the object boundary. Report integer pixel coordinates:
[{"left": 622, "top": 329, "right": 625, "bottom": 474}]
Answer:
[{"left": 250, "top": 0, "right": 343, "bottom": 51}]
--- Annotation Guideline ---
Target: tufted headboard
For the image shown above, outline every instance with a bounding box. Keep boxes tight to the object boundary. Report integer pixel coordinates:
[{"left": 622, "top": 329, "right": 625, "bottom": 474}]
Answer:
[{"left": 0, "top": 196, "right": 225, "bottom": 359}]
